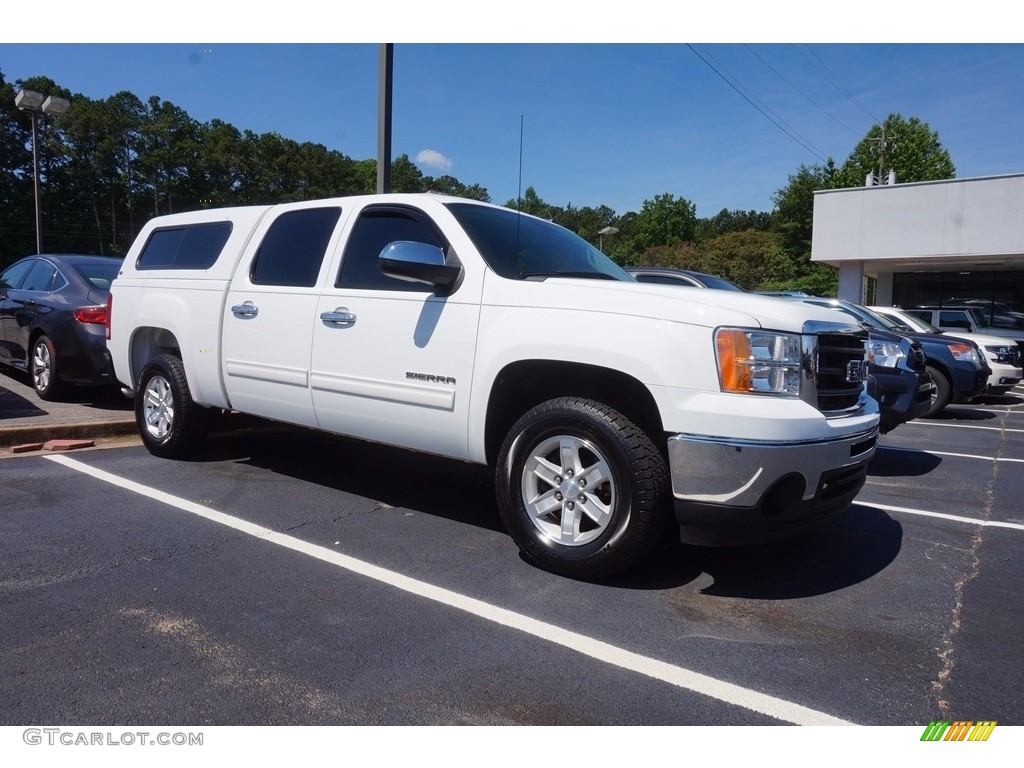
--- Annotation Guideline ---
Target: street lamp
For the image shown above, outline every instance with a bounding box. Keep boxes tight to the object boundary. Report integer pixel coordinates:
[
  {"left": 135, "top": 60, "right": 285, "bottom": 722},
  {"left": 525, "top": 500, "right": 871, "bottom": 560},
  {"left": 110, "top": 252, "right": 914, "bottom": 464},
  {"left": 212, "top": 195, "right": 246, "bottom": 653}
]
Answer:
[
  {"left": 15, "top": 89, "right": 70, "bottom": 254},
  {"left": 598, "top": 225, "right": 619, "bottom": 252}
]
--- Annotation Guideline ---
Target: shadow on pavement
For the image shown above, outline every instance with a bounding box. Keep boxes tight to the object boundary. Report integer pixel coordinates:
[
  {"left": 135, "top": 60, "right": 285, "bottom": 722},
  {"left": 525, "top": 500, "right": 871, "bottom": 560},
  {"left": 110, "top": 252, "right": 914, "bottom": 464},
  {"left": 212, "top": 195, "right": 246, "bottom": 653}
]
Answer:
[
  {"left": 184, "top": 417, "right": 902, "bottom": 597},
  {"left": 867, "top": 446, "right": 943, "bottom": 477},
  {"left": 614, "top": 504, "right": 902, "bottom": 598},
  {"left": 0, "top": 386, "right": 47, "bottom": 420},
  {"left": 191, "top": 420, "right": 504, "bottom": 534}
]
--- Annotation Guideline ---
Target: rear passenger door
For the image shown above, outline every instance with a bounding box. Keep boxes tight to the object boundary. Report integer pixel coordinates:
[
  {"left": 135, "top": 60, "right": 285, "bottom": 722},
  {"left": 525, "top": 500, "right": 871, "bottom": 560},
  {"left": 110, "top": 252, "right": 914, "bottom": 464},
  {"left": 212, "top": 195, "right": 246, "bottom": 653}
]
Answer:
[
  {"left": 222, "top": 204, "right": 344, "bottom": 427},
  {"left": 309, "top": 203, "right": 481, "bottom": 460}
]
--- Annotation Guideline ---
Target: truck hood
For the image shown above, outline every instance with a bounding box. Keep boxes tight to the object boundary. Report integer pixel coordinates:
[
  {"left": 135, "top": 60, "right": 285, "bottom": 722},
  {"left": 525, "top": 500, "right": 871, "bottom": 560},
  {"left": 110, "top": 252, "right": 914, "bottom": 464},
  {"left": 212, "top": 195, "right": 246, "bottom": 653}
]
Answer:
[{"left": 482, "top": 274, "right": 859, "bottom": 334}]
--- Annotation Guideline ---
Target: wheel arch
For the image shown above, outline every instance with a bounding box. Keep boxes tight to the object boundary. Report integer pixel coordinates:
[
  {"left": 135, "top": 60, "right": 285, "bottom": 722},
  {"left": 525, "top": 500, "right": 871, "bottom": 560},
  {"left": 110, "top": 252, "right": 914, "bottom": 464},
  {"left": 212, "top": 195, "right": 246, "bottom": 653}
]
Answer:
[
  {"left": 129, "top": 326, "right": 182, "bottom": 389},
  {"left": 483, "top": 360, "right": 665, "bottom": 467}
]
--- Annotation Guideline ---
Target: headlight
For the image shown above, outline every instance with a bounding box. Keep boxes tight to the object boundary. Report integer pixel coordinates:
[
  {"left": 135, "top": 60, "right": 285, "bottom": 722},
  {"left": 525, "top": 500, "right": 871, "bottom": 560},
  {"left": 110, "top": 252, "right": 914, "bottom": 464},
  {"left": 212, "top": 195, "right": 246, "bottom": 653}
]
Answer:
[
  {"left": 865, "top": 339, "right": 906, "bottom": 369},
  {"left": 948, "top": 342, "right": 980, "bottom": 365},
  {"left": 985, "top": 345, "right": 1012, "bottom": 363},
  {"left": 715, "top": 328, "right": 802, "bottom": 396}
]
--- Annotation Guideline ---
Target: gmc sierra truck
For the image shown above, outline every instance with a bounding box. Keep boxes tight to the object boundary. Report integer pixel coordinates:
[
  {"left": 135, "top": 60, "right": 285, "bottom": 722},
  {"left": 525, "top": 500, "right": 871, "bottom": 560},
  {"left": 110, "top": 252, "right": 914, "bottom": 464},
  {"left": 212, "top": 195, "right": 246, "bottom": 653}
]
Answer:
[{"left": 107, "top": 194, "right": 879, "bottom": 579}]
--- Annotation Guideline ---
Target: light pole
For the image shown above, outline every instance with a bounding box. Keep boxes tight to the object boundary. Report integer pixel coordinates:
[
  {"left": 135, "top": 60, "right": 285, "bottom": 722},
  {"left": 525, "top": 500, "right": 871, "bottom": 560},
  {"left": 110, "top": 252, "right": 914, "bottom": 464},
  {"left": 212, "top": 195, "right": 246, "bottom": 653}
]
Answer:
[
  {"left": 15, "top": 89, "right": 70, "bottom": 254},
  {"left": 598, "top": 225, "right": 619, "bottom": 253}
]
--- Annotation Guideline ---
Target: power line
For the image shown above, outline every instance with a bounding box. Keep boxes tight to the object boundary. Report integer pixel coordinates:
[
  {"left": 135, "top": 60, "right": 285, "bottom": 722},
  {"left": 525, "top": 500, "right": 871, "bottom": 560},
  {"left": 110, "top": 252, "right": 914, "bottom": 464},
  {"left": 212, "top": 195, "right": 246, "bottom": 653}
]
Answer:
[
  {"left": 686, "top": 44, "right": 828, "bottom": 163},
  {"left": 742, "top": 45, "right": 861, "bottom": 137},
  {"left": 793, "top": 44, "right": 880, "bottom": 126}
]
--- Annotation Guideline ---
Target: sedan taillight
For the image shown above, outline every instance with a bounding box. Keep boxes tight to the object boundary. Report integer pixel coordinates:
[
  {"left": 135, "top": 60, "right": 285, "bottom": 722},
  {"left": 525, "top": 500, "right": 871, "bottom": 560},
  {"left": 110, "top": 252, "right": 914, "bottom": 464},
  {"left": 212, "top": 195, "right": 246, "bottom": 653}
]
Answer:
[{"left": 74, "top": 306, "right": 108, "bottom": 325}]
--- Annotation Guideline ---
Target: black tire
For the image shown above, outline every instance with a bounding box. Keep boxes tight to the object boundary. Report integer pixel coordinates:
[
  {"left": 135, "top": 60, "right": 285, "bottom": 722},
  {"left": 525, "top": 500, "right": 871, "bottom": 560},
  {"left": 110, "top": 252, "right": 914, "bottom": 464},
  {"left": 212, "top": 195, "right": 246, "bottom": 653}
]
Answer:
[
  {"left": 922, "top": 365, "right": 951, "bottom": 418},
  {"left": 495, "top": 397, "right": 669, "bottom": 580},
  {"left": 31, "top": 335, "right": 68, "bottom": 401},
  {"left": 135, "top": 353, "right": 209, "bottom": 458}
]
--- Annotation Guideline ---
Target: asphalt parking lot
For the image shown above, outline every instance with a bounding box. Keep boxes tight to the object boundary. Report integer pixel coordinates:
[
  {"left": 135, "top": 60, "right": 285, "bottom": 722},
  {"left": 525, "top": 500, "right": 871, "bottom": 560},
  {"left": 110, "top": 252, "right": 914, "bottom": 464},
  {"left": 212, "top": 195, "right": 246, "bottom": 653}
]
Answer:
[{"left": 1, "top": 378, "right": 1022, "bottom": 728}]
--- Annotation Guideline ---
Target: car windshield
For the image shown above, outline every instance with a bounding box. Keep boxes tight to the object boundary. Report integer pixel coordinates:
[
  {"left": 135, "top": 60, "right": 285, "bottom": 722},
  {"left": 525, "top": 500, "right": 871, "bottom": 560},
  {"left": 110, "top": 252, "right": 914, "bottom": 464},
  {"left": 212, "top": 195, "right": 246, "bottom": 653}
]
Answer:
[
  {"left": 805, "top": 299, "right": 901, "bottom": 330},
  {"left": 966, "top": 307, "right": 990, "bottom": 327},
  {"left": 445, "top": 202, "right": 632, "bottom": 281},
  {"left": 883, "top": 309, "right": 938, "bottom": 333}
]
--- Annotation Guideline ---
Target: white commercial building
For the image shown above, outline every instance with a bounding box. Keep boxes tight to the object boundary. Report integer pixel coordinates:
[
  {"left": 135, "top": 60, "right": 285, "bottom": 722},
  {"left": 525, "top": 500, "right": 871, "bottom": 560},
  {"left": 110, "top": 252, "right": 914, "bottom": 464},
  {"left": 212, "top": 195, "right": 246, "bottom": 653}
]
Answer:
[{"left": 811, "top": 172, "right": 1024, "bottom": 333}]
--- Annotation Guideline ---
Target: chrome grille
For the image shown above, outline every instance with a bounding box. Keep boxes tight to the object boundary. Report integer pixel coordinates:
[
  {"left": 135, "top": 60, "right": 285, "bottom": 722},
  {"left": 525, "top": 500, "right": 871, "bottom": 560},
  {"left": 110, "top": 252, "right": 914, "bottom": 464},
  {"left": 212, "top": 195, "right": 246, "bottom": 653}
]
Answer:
[{"left": 812, "top": 332, "right": 867, "bottom": 414}]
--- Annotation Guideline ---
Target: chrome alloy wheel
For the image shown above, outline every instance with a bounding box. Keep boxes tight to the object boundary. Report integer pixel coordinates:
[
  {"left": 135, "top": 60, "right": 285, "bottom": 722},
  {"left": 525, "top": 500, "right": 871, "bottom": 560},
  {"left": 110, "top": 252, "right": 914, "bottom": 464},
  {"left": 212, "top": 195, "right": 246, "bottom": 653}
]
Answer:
[
  {"left": 142, "top": 373, "right": 174, "bottom": 440},
  {"left": 520, "top": 434, "right": 616, "bottom": 546},
  {"left": 31, "top": 340, "right": 52, "bottom": 392}
]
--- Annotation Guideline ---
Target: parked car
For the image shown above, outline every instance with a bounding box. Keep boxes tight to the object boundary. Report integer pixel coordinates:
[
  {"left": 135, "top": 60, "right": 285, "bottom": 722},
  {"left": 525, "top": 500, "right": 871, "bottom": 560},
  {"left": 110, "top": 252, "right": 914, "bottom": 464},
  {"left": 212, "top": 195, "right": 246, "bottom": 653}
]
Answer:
[
  {"left": 625, "top": 266, "right": 744, "bottom": 291},
  {"left": 775, "top": 300, "right": 933, "bottom": 431},
  {"left": 787, "top": 298, "right": 989, "bottom": 417},
  {"left": 0, "top": 253, "right": 122, "bottom": 400},
  {"left": 870, "top": 305, "right": 1023, "bottom": 396},
  {"left": 625, "top": 269, "right": 929, "bottom": 432},
  {"left": 904, "top": 305, "right": 1024, "bottom": 347}
]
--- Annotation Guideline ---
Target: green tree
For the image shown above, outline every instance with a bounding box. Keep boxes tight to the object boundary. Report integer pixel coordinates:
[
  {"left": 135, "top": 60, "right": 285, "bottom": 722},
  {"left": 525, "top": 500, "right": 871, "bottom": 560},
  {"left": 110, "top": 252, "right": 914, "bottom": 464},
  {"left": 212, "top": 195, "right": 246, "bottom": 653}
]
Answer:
[
  {"left": 771, "top": 161, "right": 836, "bottom": 259},
  {"left": 631, "top": 193, "right": 697, "bottom": 251},
  {"left": 422, "top": 174, "right": 491, "bottom": 202},
  {"left": 696, "top": 230, "right": 794, "bottom": 290},
  {"left": 504, "top": 186, "right": 551, "bottom": 218},
  {"left": 695, "top": 208, "right": 773, "bottom": 244},
  {"left": 832, "top": 113, "right": 956, "bottom": 188},
  {"left": 390, "top": 153, "right": 425, "bottom": 193}
]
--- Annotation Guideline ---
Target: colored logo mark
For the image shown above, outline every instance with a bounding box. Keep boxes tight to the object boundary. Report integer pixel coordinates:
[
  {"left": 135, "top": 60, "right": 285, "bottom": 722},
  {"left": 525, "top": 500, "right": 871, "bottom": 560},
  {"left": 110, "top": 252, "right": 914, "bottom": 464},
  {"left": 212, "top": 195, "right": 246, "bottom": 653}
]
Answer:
[{"left": 920, "top": 721, "right": 996, "bottom": 742}]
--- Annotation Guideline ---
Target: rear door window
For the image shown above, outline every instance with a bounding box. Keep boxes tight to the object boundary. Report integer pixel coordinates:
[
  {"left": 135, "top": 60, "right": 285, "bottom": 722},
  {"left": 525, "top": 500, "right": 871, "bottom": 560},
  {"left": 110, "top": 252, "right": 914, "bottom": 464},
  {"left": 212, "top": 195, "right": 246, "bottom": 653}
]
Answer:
[
  {"left": 250, "top": 208, "right": 341, "bottom": 287},
  {"left": 20, "top": 260, "right": 58, "bottom": 292}
]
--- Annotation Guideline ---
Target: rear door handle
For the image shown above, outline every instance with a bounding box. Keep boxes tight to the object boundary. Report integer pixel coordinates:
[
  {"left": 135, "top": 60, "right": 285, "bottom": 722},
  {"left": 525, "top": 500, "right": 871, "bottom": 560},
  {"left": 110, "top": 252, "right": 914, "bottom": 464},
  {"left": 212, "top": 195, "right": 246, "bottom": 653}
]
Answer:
[{"left": 231, "top": 301, "right": 259, "bottom": 317}]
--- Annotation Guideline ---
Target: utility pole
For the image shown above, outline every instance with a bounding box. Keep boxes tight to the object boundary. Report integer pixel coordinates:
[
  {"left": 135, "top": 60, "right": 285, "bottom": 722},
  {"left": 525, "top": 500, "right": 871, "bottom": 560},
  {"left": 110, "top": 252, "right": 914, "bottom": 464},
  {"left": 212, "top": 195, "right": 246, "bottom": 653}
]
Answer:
[
  {"left": 377, "top": 44, "right": 393, "bottom": 194},
  {"left": 877, "top": 120, "right": 887, "bottom": 182}
]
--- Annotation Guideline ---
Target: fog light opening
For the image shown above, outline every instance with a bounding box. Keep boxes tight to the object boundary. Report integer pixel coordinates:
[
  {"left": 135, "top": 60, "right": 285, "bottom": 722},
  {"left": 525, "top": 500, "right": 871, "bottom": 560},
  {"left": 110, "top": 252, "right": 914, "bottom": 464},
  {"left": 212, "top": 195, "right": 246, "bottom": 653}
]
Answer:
[{"left": 761, "top": 474, "right": 806, "bottom": 518}]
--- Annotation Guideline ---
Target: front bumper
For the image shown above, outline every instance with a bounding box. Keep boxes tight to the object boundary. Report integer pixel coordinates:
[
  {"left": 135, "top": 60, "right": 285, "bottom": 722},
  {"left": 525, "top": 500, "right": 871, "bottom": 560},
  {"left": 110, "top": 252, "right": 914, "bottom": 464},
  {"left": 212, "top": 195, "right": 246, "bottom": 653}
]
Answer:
[
  {"left": 951, "top": 364, "right": 992, "bottom": 403},
  {"left": 666, "top": 426, "right": 878, "bottom": 546},
  {"left": 868, "top": 367, "right": 933, "bottom": 433},
  {"left": 985, "top": 362, "right": 1022, "bottom": 392}
]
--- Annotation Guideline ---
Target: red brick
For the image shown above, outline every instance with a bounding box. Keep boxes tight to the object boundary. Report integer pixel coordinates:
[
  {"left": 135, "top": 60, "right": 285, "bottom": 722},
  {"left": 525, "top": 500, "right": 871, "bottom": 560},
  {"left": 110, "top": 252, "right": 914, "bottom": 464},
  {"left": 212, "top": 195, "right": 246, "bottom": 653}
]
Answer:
[
  {"left": 43, "top": 439, "right": 96, "bottom": 452},
  {"left": 10, "top": 442, "right": 45, "bottom": 454}
]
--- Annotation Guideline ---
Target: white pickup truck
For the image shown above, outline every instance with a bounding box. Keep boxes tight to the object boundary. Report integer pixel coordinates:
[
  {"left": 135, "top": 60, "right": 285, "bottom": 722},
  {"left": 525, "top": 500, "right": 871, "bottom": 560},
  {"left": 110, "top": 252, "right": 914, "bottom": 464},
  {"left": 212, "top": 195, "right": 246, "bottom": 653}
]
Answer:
[{"left": 107, "top": 194, "right": 879, "bottom": 579}]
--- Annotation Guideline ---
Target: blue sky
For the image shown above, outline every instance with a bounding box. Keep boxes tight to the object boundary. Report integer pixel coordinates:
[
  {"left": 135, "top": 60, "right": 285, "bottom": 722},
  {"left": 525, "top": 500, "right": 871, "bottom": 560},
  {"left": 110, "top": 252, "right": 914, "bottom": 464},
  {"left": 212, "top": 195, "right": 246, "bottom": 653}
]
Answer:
[{"left": 4, "top": 6, "right": 1024, "bottom": 218}]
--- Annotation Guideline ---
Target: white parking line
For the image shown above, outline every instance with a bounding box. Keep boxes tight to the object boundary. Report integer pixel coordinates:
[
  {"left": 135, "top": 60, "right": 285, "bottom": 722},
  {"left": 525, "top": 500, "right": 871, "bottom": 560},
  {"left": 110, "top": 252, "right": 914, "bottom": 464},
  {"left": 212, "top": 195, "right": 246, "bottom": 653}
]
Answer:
[
  {"left": 879, "top": 446, "right": 1024, "bottom": 464},
  {"left": 906, "top": 421, "right": 1024, "bottom": 433},
  {"left": 43, "top": 453, "right": 851, "bottom": 727},
  {"left": 857, "top": 501, "right": 1024, "bottom": 532}
]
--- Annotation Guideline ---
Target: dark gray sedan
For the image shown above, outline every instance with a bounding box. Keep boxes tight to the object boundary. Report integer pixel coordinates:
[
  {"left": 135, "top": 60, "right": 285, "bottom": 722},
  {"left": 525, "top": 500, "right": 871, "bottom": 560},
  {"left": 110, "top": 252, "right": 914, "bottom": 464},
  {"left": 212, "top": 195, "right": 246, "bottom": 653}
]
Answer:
[{"left": 0, "top": 253, "right": 122, "bottom": 400}]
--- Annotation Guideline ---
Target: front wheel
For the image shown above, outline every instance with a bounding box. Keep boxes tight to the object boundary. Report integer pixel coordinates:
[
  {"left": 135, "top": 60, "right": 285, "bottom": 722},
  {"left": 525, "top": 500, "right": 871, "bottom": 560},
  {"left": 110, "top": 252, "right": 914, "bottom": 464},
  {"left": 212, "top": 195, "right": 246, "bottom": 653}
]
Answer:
[
  {"left": 496, "top": 397, "right": 669, "bottom": 580},
  {"left": 922, "top": 365, "right": 951, "bottom": 418},
  {"left": 135, "top": 354, "right": 209, "bottom": 458}
]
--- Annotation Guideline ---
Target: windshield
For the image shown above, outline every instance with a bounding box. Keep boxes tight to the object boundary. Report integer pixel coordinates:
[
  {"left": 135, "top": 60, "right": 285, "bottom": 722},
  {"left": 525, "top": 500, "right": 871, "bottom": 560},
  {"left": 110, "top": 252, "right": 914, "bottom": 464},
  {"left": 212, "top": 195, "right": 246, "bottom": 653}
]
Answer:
[
  {"left": 804, "top": 299, "right": 902, "bottom": 330},
  {"left": 445, "top": 202, "right": 632, "bottom": 281},
  {"left": 881, "top": 308, "right": 938, "bottom": 333},
  {"left": 966, "top": 307, "right": 990, "bottom": 327}
]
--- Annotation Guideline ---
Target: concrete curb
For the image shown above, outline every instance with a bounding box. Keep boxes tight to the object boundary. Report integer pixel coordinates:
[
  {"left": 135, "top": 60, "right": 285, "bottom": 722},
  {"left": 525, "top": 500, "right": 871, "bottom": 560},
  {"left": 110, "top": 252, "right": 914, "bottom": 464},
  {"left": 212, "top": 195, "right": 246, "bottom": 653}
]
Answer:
[{"left": 0, "top": 419, "right": 138, "bottom": 447}]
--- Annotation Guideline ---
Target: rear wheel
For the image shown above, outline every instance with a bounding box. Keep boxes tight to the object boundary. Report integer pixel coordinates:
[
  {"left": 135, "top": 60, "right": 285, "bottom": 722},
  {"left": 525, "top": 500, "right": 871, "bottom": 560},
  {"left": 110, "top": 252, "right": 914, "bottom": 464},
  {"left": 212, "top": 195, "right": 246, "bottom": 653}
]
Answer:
[
  {"left": 136, "top": 354, "right": 209, "bottom": 458},
  {"left": 31, "top": 335, "right": 67, "bottom": 401},
  {"left": 922, "top": 365, "right": 951, "bottom": 418},
  {"left": 496, "top": 397, "right": 669, "bottom": 580}
]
